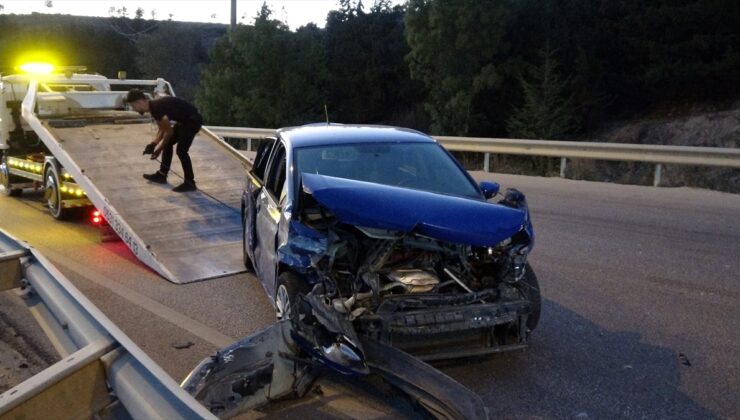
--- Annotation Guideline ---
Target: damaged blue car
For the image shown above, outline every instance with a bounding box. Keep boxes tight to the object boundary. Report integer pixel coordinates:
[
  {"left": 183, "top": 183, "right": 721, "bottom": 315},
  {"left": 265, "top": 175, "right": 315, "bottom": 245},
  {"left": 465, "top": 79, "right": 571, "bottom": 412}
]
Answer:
[{"left": 241, "top": 124, "right": 540, "bottom": 361}]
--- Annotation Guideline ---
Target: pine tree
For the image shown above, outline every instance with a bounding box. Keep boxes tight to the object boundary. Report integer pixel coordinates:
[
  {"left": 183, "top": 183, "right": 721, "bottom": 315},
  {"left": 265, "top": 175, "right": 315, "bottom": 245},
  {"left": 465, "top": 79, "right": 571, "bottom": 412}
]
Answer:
[{"left": 507, "top": 45, "right": 577, "bottom": 140}]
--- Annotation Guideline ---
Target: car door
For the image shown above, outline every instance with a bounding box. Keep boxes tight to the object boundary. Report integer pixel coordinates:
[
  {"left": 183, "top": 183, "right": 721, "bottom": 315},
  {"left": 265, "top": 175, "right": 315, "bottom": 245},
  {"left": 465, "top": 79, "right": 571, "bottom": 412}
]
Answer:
[
  {"left": 244, "top": 138, "right": 275, "bottom": 262},
  {"left": 253, "top": 140, "right": 287, "bottom": 300}
]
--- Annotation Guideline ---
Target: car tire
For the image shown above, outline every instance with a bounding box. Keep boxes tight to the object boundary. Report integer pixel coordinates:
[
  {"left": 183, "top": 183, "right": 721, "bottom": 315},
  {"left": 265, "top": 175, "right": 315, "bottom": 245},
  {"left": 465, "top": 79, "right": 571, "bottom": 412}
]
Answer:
[
  {"left": 517, "top": 263, "right": 541, "bottom": 331},
  {"left": 275, "top": 271, "right": 309, "bottom": 321},
  {"left": 241, "top": 217, "right": 254, "bottom": 272},
  {"left": 0, "top": 154, "right": 23, "bottom": 197}
]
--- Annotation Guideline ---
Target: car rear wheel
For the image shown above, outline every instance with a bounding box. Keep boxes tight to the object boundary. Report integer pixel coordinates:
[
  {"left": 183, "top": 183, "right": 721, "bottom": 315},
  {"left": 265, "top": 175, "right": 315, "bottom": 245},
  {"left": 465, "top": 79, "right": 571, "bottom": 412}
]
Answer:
[
  {"left": 517, "top": 263, "right": 541, "bottom": 331},
  {"left": 275, "top": 271, "right": 309, "bottom": 321}
]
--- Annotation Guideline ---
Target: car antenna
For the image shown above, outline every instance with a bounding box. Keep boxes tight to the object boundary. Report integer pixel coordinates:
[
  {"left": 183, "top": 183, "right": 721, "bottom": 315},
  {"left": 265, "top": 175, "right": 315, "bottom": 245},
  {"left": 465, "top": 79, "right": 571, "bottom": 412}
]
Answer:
[{"left": 324, "top": 104, "right": 329, "bottom": 126}]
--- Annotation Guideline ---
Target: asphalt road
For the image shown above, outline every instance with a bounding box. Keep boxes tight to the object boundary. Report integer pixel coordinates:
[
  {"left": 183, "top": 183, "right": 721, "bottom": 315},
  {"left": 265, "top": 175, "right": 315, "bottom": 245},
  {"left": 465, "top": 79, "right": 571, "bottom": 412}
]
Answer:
[{"left": 0, "top": 173, "right": 738, "bottom": 419}]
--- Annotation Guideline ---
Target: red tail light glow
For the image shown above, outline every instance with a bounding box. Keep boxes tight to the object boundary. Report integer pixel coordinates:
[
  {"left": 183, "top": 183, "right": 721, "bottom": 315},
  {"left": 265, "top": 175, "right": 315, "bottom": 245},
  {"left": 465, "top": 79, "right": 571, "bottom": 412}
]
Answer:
[{"left": 92, "top": 210, "right": 102, "bottom": 224}]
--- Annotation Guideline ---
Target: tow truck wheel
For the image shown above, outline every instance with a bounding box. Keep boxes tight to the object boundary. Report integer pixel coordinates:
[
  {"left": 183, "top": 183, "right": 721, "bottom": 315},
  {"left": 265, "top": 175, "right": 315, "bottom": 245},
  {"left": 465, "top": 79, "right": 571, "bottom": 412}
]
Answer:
[
  {"left": 0, "top": 154, "right": 23, "bottom": 197},
  {"left": 44, "top": 165, "right": 71, "bottom": 220},
  {"left": 275, "top": 272, "right": 309, "bottom": 321}
]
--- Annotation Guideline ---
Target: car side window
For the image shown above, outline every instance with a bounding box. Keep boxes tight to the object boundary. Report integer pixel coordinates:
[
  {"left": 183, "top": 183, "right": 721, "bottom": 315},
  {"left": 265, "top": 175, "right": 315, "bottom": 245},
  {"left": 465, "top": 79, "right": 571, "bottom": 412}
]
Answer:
[
  {"left": 265, "top": 142, "right": 287, "bottom": 201},
  {"left": 252, "top": 137, "right": 276, "bottom": 182}
]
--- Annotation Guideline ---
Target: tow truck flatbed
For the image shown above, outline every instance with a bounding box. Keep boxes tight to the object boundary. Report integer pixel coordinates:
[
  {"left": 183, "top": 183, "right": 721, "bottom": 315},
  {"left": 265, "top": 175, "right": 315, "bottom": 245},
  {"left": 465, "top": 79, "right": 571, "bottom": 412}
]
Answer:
[
  {"left": 45, "top": 116, "right": 246, "bottom": 283},
  {"left": 1, "top": 73, "right": 253, "bottom": 283}
]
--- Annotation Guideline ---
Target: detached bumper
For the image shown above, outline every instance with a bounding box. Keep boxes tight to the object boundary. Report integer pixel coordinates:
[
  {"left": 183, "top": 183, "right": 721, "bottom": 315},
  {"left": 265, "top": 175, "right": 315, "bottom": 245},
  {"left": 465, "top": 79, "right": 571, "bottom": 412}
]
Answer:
[{"left": 356, "top": 298, "right": 532, "bottom": 361}]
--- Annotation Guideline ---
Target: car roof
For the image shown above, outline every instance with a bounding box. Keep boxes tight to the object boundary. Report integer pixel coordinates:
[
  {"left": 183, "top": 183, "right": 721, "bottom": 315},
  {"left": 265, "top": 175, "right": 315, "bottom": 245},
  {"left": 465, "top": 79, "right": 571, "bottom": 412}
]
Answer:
[{"left": 277, "top": 123, "right": 436, "bottom": 149}]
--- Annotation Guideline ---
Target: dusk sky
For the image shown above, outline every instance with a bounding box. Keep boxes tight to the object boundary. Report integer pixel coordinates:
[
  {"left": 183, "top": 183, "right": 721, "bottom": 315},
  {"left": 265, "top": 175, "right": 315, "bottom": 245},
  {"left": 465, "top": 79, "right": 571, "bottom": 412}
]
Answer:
[{"left": 0, "top": 0, "right": 403, "bottom": 29}]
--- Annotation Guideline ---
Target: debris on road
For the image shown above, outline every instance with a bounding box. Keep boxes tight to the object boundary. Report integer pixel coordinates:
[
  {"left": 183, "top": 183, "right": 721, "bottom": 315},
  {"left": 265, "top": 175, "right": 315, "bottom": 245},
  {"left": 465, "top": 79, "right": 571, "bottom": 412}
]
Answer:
[
  {"left": 172, "top": 341, "right": 195, "bottom": 350},
  {"left": 678, "top": 352, "right": 692, "bottom": 367},
  {"left": 182, "top": 318, "right": 489, "bottom": 419}
]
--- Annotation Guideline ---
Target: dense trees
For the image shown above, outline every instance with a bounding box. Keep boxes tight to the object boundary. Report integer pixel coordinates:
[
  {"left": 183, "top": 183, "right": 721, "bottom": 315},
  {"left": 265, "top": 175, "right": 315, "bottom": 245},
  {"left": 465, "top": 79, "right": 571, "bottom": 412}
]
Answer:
[
  {"left": 2, "top": 1, "right": 738, "bottom": 138},
  {"left": 506, "top": 46, "right": 577, "bottom": 141},
  {"left": 196, "top": 1, "right": 421, "bottom": 128},
  {"left": 137, "top": 23, "right": 208, "bottom": 100},
  {"left": 324, "top": 0, "right": 421, "bottom": 125},
  {"left": 196, "top": 6, "right": 327, "bottom": 127},
  {"left": 405, "top": 0, "right": 739, "bottom": 136},
  {"left": 406, "top": 0, "right": 510, "bottom": 136}
]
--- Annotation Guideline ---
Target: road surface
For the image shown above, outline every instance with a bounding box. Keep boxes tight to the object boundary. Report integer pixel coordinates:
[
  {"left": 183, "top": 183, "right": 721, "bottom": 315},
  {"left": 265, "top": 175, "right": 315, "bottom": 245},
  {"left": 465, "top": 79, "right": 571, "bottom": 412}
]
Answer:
[{"left": 1, "top": 172, "right": 738, "bottom": 418}]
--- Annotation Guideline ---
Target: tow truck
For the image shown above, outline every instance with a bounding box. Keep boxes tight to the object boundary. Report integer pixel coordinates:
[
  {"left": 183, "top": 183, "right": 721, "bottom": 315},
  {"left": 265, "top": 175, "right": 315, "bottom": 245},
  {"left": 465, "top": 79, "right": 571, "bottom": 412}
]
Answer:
[{"left": 0, "top": 63, "right": 251, "bottom": 283}]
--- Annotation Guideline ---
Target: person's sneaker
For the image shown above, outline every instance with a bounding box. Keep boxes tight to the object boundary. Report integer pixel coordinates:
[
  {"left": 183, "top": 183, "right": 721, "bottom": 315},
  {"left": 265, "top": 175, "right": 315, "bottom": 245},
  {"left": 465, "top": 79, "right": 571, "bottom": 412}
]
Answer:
[
  {"left": 172, "top": 182, "right": 197, "bottom": 192},
  {"left": 143, "top": 171, "right": 167, "bottom": 184}
]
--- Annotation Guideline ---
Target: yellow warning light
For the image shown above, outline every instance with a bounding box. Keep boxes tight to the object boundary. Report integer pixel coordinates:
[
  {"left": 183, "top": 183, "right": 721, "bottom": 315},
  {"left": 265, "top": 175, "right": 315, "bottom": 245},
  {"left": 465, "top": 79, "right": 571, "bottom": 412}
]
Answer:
[
  {"left": 64, "top": 173, "right": 71, "bottom": 179},
  {"left": 19, "top": 62, "right": 54, "bottom": 74},
  {"left": 61, "top": 185, "right": 67, "bottom": 193},
  {"left": 75, "top": 189, "right": 83, "bottom": 196}
]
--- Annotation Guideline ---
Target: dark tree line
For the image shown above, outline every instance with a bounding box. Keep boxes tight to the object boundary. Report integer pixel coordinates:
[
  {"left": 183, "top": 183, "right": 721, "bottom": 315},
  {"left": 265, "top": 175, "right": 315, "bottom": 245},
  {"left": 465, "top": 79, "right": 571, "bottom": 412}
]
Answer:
[
  {"left": 2, "top": 1, "right": 739, "bottom": 139},
  {"left": 0, "top": 13, "right": 222, "bottom": 101},
  {"left": 199, "top": 0, "right": 740, "bottom": 139},
  {"left": 197, "top": 1, "right": 424, "bottom": 128}
]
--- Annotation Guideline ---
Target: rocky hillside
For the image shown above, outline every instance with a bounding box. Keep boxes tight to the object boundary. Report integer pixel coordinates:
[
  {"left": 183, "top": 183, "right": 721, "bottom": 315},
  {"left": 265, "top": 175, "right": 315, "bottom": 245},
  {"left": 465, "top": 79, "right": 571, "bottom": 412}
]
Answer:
[{"left": 567, "top": 108, "right": 740, "bottom": 193}]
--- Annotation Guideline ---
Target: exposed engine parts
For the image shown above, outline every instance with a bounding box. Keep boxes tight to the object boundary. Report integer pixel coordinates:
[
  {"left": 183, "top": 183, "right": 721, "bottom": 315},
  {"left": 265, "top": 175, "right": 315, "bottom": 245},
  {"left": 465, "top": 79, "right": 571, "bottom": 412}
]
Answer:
[{"left": 311, "top": 223, "right": 532, "bottom": 322}]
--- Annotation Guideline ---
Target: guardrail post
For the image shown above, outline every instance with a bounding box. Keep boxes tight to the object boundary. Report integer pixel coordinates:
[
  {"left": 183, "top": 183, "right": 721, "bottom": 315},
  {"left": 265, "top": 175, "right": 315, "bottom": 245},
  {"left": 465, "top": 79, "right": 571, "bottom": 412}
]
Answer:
[
  {"left": 247, "top": 138, "right": 252, "bottom": 152},
  {"left": 560, "top": 157, "right": 567, "bottom": 178},
  {"left": 483, "top": 153, "right": 490, "bottom": 173},
  {"left": 0, "top": 250, "right": 26, "bottom": 291},
  {"left": 653, "top": 164, "right": 663, "bottom": 187}
]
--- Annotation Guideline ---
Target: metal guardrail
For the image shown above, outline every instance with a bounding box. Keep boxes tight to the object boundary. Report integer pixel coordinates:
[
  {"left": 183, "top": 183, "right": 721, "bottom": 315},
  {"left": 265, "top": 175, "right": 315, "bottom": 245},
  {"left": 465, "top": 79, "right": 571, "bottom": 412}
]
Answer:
[
  {"left": 0, "top": 228, "right": 215, "bottom": 419},
  {"left": 206, "top": 125, "right": 740, "bottom": 187},
  {"left": 205, "top": 126, "right": 275, "bottom": 140}
]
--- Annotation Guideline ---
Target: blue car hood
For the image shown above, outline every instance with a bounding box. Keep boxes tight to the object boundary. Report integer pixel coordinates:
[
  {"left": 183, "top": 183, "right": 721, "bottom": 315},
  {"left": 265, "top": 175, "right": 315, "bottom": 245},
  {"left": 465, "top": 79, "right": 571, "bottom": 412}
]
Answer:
[{"left": 301, "top": 173, "right": 528, "bottom": 247}]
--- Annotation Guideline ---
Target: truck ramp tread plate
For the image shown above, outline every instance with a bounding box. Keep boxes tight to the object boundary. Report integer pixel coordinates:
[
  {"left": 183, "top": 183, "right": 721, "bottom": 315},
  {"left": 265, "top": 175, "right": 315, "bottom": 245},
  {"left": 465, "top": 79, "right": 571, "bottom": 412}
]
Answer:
[{"left": 48, "top": 121, "right": 246, "bottom": 283}]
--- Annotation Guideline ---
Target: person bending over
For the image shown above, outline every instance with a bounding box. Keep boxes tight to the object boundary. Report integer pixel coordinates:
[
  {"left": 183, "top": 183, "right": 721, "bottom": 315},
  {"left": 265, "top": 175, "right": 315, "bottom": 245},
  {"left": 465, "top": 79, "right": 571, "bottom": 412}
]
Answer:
[{"left": 125, "top": 89, "right": 203, "bottom": 192}]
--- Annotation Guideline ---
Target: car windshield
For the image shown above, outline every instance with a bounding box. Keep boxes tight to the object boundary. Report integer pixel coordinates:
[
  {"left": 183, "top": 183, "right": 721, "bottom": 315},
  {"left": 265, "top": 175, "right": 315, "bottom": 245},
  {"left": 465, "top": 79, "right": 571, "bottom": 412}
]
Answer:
[{"left": 294, "top": 142, "right": 480, "bottom": 198}]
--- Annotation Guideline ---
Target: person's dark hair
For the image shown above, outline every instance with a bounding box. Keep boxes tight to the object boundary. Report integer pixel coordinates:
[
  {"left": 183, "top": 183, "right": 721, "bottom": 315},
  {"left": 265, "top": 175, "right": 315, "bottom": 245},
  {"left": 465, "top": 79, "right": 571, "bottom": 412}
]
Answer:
[{"left": 125, "top": 88, "right": 147, "bottom": 103}]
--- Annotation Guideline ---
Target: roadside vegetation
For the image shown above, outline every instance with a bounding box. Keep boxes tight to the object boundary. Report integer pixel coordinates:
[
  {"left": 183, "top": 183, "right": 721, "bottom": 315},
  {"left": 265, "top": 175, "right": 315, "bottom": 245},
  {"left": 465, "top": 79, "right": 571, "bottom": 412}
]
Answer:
[{"left": 0, "top": 0, "right": 738, "bottom": 189}]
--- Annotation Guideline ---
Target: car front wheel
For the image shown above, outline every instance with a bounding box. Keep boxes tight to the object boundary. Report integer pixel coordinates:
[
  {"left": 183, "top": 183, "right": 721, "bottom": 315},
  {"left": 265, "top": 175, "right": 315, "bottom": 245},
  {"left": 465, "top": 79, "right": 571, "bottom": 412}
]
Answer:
[
  {"left": 517, "top": 263, "right": 541, "bottom": 331},
  {"left": 241, "top": 217, "right": 254, "bottom": 272},
  {"left": 275, "top": 271, "right": 308, "bottom": 321}
]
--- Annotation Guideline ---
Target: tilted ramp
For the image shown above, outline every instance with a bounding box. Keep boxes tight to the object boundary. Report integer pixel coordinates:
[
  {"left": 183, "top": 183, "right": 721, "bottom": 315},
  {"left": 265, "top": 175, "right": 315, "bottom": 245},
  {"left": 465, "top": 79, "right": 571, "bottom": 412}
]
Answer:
[{"left": 44, "top": 117, "right": 248, "bottom": 283}]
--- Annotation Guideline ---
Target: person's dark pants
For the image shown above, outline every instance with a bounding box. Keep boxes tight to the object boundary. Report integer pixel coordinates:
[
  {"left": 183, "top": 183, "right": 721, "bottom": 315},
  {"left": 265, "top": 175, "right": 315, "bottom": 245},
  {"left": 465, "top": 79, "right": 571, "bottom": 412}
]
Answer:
[{"left": 159, "top": 119, "right": 202, "bottom": 184}]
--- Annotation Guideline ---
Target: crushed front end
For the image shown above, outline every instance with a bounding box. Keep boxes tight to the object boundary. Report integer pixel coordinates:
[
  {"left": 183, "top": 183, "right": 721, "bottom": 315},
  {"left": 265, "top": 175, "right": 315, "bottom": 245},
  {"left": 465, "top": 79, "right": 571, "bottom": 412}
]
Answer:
[{"left": 288, "top": 174, "right": 540, "bottom": 361}]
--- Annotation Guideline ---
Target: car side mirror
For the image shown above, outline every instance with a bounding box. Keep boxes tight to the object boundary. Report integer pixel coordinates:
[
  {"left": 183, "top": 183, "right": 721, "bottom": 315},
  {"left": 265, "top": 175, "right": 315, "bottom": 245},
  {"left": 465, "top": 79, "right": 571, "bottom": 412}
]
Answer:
[{"left": 479, "top": 181, "right": 500, "bottom": 199}]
